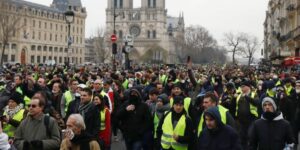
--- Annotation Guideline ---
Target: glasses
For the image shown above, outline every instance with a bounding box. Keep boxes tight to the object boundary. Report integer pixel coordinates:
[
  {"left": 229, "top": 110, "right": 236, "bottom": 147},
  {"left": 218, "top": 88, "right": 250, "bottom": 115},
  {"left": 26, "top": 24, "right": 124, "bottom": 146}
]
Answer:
[{"left": 29, "top": 104, "right": 38, "bottom": 108}]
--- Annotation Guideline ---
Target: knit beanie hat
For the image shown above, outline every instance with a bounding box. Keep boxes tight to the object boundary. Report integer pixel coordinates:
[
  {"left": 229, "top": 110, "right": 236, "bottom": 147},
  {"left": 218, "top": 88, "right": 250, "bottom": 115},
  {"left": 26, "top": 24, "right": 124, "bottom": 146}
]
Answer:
[
  {"left": 173, "top": 96, "right": 184, "bottom": 105},
  {"left": 262, "top": 97, "right": 277, "bottom": 111}
]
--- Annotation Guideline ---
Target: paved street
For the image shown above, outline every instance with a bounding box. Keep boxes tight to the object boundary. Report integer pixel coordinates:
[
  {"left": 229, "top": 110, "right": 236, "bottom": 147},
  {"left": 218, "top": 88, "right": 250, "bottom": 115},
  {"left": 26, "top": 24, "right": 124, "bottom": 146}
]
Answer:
[{"left": 111, "top": 131, "right": 126, "bottom": 150}]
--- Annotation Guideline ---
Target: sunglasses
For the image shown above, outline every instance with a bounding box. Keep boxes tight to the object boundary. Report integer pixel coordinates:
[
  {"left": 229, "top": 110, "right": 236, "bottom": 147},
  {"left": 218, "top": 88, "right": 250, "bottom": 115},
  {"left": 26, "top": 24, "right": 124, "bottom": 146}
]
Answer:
[{"left": 29, "top": 104, "right": 38, "bottom": 108}]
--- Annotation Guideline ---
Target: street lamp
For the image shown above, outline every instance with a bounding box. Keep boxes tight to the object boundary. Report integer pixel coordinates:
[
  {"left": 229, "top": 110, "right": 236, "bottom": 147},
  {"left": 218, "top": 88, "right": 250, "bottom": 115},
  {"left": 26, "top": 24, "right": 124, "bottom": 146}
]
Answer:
[{"left": 64, "top": 7, "right": 74, "bottom": 67}]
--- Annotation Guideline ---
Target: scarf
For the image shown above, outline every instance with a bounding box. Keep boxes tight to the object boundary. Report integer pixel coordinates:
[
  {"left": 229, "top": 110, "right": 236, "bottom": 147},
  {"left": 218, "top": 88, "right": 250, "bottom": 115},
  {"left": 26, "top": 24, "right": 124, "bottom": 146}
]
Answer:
[
  {"left": 78, "top": 102, "right": 93, "bottom": 119},
  {"left": 4, "top": 103, "right": 24, "bottom": 118},
  {"left": 70, "top": 131, "right": 94, "bottom": 150}
]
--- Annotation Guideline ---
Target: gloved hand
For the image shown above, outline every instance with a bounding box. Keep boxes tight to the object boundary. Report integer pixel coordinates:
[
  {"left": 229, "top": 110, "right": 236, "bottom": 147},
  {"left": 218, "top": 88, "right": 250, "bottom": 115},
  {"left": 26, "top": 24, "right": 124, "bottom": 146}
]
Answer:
[
  {"left": 23, "top": 140, "right": 30, "bottom": 150},
  {"left": 30, "top": 140, "right": 43, "bottom": 149}
]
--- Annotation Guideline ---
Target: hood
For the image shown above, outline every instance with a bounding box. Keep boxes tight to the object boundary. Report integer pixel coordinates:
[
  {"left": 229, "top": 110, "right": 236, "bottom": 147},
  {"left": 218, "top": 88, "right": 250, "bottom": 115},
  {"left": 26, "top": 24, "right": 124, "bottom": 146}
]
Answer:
[
  {"left": 204, "top": 106, "right": 224, "bottom": 127},
  {"left": 128, "top": 86, "right": 144, "bottom": 104}
]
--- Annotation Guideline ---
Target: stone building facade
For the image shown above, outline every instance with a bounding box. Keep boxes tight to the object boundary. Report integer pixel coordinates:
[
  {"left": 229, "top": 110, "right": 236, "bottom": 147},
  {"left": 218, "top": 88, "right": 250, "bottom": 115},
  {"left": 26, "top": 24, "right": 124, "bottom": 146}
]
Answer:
[
  {"left": 264, "top": 0, "right": 300, "bottom": 63},
  {"left": 0, "top": 0, "right": 86, "bottom": 65},
  {"left": 105, "top": 0, "right": 185, "bottom": 64}
]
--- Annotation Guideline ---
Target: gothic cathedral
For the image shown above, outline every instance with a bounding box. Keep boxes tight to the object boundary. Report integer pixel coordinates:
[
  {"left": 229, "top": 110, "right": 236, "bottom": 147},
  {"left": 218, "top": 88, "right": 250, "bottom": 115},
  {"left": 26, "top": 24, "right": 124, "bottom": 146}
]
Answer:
[{"left": 106, "top": 0, "right": 185, "bottom": 64}]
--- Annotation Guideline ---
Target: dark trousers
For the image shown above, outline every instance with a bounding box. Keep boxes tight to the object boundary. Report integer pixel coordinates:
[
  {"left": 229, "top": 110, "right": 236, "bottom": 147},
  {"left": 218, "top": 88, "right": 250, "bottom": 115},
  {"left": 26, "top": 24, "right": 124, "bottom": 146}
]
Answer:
[{"left": 125, "top": 138, "right": 143, "bottom": 150}]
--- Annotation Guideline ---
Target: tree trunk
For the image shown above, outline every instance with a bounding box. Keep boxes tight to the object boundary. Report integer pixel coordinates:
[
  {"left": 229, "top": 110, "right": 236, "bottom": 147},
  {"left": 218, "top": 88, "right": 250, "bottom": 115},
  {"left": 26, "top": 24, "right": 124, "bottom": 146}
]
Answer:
[
  {"left": 0, "top": 43, "right": 6, "bottom": 66},
  {"left": 232, "top": 50, "right": 235, "bottom": 64}
]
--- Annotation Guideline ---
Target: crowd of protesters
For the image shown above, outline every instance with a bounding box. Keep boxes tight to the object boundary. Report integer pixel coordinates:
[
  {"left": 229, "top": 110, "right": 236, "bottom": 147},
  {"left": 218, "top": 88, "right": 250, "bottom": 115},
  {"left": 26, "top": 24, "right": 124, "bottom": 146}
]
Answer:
[{"left": 0, "top": 60, "right": 298, "bottom": 150}]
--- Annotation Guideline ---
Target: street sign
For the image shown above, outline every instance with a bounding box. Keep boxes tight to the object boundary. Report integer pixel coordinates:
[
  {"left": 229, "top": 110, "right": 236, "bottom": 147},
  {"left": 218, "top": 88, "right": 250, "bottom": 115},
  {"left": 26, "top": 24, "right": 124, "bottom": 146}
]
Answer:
[
  {"left": 123, "top": 35, "right": 133, "bottom": 46},
  {"left": 111, "top": 34, "right": 117, "bottom": 42}
]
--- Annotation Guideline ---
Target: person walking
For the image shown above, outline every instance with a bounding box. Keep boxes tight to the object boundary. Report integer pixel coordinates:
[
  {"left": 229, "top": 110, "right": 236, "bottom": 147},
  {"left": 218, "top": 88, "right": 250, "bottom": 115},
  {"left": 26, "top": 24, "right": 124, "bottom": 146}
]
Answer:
[
  {"left": 248, "top": 97, "right": 295, "bottom": 150},
  {"left": 60, "top": 114, "right": 100, "bottom": 150},
  {"left": 197, "top": 106, "right": 242, "bottom": 150},
  {"left": 13, "top": 97, "right": 61, "bottom": 150}
]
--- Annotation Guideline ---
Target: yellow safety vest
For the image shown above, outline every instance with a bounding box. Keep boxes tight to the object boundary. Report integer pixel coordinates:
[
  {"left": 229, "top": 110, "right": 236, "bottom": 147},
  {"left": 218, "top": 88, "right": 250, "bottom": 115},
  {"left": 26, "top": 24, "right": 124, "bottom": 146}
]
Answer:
[
  {"left": 122, "top": 79, "right": 129, "bottom": 89},
  {"left": 197, "top": 105, "right": 228, "bottom": 137},
  {"left": 235, "top": 92, "right": 258, "bottom": 117},
  {"left": 285, "top": 85, "right": 293, "bottom": 96},
  {"left": 3, "top": 109, "right": 25, "bottom": 137},
  {"left": 170, "top": 97, "right": 191, "bottom": 116},
  {"left": 16, "top": 87, "right": 31, "bottom": 107},
  {"left": 64, "top": 90, "right": 73, "bottom": 112},
  {"left": 100, "top": 108, "right": 108, "bottom": 131},
  {"left": 161, "top": 112, "right": 188, "bottom": 150},
  {"left": 153, "top": 112, "right": 160, "bottom": 139},
  {"left": 266, "top": 89, "right": 275, "bottom": 97}
]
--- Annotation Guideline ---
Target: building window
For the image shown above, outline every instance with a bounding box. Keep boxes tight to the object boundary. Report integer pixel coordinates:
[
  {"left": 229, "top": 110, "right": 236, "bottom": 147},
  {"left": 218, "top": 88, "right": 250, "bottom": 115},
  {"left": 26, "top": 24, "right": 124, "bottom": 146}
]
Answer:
[
  {"left": 55, "top": 24, "right": 58, "bottom": 31},
  {"left": 59, "top": 57, "right": 62, "bottom": 63},
  {"left": 37, "top": 56, "right": 40, "bottom": 63},
  {"left": 114, "top": 0, "right": 123, "bottom": 8},
  {"left": 54, "top": 56, "right": 57, "bottom": 62},
  {"left": 148, "top": 30, "right": 151, "bottom": 38},
  {"left": 54, "top": 47, "right": 58, "bottom": 52},
  {"left": 49, "top": 56, "right": 52, "bottom": 60},
  {"left": 50, "top": 34, "right": 52, "bottom": 41},
  {"left": 43, "top": 56, "right": 46, "bottom": 62},
  {"left": 11, "top": 55, "right": 15, "bottom": 62},
  {"left": 60, "top": 47, "right": 63, "bottom": 52},
  {"left": 50, "top": 23, "right": 52, "bottom": 30},
  {"left": 55, "top": 34, "right": 57, "bottom": 42},
  {"left": 44, "top": 33, "right": 47, "bottom": 41},
  {"left": 38, "top": 32, "right": 41, "bottom": 40},
  {"left": 23, "top": 18, "right": 27, "bottom": 26},
  {"left": 61, "top": 25, "right": 63, "bottom": 31},
  {"left": 11, "top": 44, "right": 17, "bottom": 50},
  {"left": 32, "top": 31, "right": 35, "bottom": 39},
  {"left": 31, "top": 55, "right": 35, "bottom": 63},
  {"left": 37, "top": 46, "right": 41, "bottom": 51},
  {"left": 43, "top": 46, "right": 47, "bottom": 51},
  {"left": 153, "top": 30, "right": 156, "bottom": 38},
  {"left": 44, "top": 22, "right": 47, "bottom": 29},
  {"left": 39, "top": 21, "right": 41, "bottom": 28},
  {"left": 31, "top": 45, "right": 36, "bottom": 51},
  {"left": 49, "top": 47, "right": 53, "bottom": 52},
  {"left": 148, "top": 0, "right": 156, "bottom": 8},
  {"left": 2, "top": 55, "right": 7, "bottom": 63},
  {"left": 33, "top": 20, "right": 35, "bottom": 27},
  {"left": 64, "top": 48, "right": 68, "bottom": 53}
]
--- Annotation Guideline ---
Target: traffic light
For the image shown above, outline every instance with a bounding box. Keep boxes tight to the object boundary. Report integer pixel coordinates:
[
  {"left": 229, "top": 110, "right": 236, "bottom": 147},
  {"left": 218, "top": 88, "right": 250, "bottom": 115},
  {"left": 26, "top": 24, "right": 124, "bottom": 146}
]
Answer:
[{"left": 112, "top": 43, "right": 117, "bottom": 54}]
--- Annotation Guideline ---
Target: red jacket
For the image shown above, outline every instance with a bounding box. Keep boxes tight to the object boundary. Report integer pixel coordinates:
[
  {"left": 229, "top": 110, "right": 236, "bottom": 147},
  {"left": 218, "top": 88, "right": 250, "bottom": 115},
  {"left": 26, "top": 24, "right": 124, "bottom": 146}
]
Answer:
[{"left": 98, "top": 107, "right": 111, "bottom": 148}]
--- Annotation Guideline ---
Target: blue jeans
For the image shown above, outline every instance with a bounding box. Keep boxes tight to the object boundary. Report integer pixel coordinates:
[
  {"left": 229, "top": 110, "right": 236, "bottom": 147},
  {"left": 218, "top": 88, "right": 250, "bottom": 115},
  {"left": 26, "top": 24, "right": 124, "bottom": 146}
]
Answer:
[{"left": 125, "top": 139, "right": 143, "bottom": 150}]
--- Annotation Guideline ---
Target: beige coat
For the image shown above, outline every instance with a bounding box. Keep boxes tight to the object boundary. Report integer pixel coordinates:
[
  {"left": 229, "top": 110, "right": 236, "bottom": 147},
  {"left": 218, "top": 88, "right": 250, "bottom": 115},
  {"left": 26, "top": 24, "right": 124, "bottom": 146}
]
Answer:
[{"left": 60, "top": 138, "right": 100, "bottom": 150}]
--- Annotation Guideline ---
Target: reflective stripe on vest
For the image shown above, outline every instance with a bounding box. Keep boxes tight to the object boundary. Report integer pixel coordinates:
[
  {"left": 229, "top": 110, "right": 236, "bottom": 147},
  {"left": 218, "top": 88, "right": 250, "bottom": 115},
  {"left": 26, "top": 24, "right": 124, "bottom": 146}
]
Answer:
[
  {"left": 100, "top": 108, "right": 108, "bottom": 131},
  {"left": 170, "top": 97, "right": 191, "bottom": 116},
  {"left": 153, "top": 112, "right": 160, "bottom": 139},
  {"left": 161, "top": 112, "right": 188, "bottom": 150},
  {"left": 235, "top": 92, "right": 258, "bottom": 117},
  {"left": 3, "top": 109, "right": 25, "bottom": 137},
  {"left": 197, "top": 105, "right": 228, "bottom": 137},
  {"left": 64, "top": 90, "right": 73, "bottom": 112}
]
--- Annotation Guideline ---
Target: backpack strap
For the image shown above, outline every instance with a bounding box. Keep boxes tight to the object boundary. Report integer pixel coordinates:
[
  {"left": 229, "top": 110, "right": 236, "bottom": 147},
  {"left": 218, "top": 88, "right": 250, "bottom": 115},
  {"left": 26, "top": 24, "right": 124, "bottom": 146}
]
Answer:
[{"left": 44, "top": 115, "right": 51, "bottom": 137}]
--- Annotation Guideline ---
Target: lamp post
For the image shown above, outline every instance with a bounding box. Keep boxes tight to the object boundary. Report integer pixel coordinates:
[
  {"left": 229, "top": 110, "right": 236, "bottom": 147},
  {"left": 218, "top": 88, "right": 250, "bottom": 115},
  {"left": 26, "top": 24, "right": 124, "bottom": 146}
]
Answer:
[
  {"left": 112, "top": 2, "right": 118, "bottom": 71},
  {"left": 64, "top": 8, "right": 74, "bottom": 67}
]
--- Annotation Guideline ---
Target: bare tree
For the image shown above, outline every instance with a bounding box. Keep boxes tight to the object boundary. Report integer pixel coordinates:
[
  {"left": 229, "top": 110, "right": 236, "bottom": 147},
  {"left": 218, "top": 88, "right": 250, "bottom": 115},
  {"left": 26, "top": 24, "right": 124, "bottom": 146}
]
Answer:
[
  {"left": 223, "top": 32, "right": 244, "bottom": 64},
  {"left": 240, "top": 34, "right": 259, "bottom": 66},
  {"left": 91, "top": 27, "right": 110, "bottom": 63},
  {"left": 0, "top": 0, "right": 23, "bottom": 65}
]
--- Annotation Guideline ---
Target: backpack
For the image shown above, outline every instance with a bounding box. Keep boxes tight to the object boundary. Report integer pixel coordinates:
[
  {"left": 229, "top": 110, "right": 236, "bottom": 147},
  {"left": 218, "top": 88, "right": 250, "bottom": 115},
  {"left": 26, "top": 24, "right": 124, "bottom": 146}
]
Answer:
[{"left": 44, "top": 115, "right": 60, "bottom": 150}]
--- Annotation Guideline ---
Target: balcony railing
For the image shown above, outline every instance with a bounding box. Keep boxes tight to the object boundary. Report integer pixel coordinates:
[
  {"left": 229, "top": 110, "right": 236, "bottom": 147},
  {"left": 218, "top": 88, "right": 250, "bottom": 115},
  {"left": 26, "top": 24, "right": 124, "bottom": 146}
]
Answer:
[{"left": 287, "top": 4, "right": 296, "bottom": 11}]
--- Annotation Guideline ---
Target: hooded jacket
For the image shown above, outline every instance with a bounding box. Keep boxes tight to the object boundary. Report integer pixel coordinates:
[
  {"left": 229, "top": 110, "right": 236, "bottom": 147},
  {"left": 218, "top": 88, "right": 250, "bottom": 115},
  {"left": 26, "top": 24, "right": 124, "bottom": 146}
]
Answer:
[
  {"left": 248, "top": 105, "right": 295, "bottom": 150},
  {"left": 197, "top": 107, "right": 242, "bottom": 150},
  {"left": 116, "top": 87, "right": 152, "bottom": 141}
]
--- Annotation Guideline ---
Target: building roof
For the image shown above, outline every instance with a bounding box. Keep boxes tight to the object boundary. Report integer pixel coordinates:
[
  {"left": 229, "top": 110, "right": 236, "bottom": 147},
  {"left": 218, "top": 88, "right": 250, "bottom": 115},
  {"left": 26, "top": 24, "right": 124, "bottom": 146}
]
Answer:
[
  {"left": 12, "top": 0, "right": 61, "bottom": 13},
  {"left": 68, "top": 0, "right": 82, "bottom": 7}
]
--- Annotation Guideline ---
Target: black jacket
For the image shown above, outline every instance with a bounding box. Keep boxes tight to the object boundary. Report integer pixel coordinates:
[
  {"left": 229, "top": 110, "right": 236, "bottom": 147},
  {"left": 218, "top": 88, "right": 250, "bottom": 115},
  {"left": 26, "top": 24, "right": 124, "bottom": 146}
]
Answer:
[
  {"left": 248, "top": 112, "right": 295, "bottom": 150},
  {"left": 116, "top": 88, "right": 152, "bottom": 141},
  {"left": 197, "top": 107, "right": 242, "bottom": 150}
]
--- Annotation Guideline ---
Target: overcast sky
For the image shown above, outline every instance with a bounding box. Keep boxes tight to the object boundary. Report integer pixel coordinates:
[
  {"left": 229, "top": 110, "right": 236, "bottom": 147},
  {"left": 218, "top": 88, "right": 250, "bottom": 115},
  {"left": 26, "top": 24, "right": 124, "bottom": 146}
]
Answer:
[{"left": 25, "top": 0, "right": 268, "bottom": 47}]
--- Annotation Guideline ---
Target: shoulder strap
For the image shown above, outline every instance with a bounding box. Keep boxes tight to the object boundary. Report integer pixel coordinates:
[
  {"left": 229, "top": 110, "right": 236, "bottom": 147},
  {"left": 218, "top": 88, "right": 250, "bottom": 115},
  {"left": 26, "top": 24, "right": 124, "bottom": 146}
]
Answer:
[{"left": 44, "top": 115, "right": 51, "bottom": 137}]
